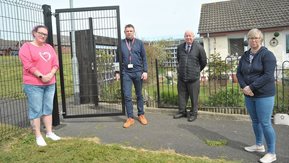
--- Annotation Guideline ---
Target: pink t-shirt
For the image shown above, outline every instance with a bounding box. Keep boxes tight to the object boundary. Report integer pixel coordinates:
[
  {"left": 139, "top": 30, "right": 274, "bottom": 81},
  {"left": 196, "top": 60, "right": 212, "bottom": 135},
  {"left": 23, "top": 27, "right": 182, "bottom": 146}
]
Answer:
[{"left": 19, "top": 42, "right": 59, "bottom": 85}]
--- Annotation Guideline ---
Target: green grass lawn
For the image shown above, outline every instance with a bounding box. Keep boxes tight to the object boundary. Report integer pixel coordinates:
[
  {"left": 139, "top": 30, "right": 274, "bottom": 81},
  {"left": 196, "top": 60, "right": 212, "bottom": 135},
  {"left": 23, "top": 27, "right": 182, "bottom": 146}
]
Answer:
[
  {"left": 0, "top": 54, "right": 74, "bottom": 100},
  {"left": 0, "top": 128, "right": 238, "bottom": 163},
  {"left": 0, "top": 56, "right": 23, "bottom": 98}
]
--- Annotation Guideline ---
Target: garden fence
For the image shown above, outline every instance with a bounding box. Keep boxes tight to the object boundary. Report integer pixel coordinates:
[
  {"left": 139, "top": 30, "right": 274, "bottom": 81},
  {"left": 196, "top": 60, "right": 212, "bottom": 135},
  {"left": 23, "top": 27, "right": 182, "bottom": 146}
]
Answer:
[
  {"left": 0, "top": 0, "right": 44, "bottom": 141},
  {"left": 1, "top": 0, "right": 289, "bottom": 142}
]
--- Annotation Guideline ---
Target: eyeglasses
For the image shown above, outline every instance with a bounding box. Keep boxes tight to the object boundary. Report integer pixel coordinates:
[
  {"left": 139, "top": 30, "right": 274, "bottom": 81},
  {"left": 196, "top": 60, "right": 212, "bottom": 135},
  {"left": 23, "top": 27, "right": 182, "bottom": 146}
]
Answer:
[
  {"left": 36, "top": 32, "right": 48, "bottom": 37},
  {"left": 249, "top": 37, "right": 260, "bottom": 40}
]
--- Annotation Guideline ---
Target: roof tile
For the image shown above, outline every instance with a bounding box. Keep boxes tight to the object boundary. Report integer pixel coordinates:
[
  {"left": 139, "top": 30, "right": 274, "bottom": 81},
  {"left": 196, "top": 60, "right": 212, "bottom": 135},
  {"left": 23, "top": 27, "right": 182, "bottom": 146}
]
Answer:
[{"left": 199, "top": 0, "right": 289, "bottom": 33}]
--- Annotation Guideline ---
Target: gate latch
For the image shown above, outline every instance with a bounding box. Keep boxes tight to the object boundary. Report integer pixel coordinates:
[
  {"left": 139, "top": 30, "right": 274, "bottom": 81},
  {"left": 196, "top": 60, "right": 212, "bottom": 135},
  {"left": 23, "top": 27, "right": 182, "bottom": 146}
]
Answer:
[{"left": 91, "top": 62, "right": 94, "bottom": 70}]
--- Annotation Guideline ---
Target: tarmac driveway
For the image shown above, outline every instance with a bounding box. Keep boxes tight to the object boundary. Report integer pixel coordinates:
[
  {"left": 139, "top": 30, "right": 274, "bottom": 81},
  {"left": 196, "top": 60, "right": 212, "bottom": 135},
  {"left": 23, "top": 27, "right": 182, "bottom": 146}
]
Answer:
[{"left": 55, "top": 109, "right": 289, "bottom": 163}]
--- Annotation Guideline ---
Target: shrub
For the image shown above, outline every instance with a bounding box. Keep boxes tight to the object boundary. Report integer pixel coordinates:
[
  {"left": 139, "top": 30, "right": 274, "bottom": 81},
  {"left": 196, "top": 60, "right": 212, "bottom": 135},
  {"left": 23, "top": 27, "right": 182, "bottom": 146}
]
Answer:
[
  {"left": 205, "top": 87, "right": 244, "bottom": 107},
  {"left": 207, "top": 53, "right": 230, "bottom": 81},
  {"left": 160, "top": 89, "right": 178, "bottom": 105}
]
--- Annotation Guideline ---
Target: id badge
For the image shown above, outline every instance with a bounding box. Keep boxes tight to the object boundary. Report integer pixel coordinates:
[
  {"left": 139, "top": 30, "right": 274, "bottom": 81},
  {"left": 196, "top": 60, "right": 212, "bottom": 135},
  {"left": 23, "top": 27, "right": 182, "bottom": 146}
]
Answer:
[{"left": 128, "top": 64, "right": 133, "bottom": 69}]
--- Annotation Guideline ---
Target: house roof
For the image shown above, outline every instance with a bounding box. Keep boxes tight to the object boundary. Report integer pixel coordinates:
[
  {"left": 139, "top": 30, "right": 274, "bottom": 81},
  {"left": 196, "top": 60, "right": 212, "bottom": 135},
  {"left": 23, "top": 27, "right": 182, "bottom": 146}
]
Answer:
[{"left": 198, "top": 0, "right": 289, "bottom": 34}]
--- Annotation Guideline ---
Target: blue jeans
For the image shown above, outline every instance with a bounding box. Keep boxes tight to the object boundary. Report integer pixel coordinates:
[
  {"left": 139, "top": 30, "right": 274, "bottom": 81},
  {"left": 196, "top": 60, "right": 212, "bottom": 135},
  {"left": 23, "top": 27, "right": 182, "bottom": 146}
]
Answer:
[
  {"left": 245, "top": 96, "right": 276, "bottom": 154},
  {"left": 24, "top": 84, "right": 56, "bottom": 120},
  {"left": 122, "top": 71, "right": 144, "bottom": 118}
]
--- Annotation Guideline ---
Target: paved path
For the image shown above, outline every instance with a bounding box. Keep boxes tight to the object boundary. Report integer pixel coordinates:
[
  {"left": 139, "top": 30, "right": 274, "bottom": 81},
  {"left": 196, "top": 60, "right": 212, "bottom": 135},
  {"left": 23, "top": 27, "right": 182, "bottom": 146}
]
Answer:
[{"left": 55, "top": 109, "right": 289, "bottom": 163}]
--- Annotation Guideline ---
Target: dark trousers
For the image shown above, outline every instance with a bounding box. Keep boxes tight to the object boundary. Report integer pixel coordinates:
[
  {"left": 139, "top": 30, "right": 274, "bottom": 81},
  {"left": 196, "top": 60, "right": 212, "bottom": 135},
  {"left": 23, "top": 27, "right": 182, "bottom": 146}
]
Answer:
[
  {"left": 177, "top": 78, "right": 200, "bottom": 114},
  {"left": 122, "top": 71, "right": 144, "bottom": 118}
]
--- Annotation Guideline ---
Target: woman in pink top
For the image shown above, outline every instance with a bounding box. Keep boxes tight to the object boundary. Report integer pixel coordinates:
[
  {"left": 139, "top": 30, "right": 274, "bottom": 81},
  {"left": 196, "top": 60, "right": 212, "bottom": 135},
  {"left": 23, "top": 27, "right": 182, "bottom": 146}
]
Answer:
[{"left": 19, "top": 25, "right": 61, "bottom": 146}]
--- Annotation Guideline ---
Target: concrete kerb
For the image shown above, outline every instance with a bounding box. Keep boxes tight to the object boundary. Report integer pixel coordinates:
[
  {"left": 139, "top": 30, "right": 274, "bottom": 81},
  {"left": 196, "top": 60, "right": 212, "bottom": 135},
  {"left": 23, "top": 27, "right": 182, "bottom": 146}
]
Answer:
[{"left": 144, "top": 106, "right": 250, "bottom": 121}]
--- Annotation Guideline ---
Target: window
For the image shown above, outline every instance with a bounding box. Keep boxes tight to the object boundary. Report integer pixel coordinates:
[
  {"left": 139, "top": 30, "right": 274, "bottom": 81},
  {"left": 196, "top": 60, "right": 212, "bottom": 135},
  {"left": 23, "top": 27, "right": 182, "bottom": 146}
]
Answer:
[
  {"left": 286, "top": 34, "right": 289, "bottom": 53},
  {"left": 229, "top": 38, "right": 244, "bottom": 56}
]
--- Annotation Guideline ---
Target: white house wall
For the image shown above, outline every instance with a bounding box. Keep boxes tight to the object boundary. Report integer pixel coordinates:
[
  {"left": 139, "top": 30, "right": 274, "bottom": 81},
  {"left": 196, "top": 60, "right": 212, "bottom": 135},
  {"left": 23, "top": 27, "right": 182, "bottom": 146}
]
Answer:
[
  {"left": 203, "top": 36, "right": 229, "bottom": 60},
  {"left": 264, "top": 31, "right": 289, "bottom": 67},
  {"left": 203, "top": 29, "right": 289, "bottom": 66}
]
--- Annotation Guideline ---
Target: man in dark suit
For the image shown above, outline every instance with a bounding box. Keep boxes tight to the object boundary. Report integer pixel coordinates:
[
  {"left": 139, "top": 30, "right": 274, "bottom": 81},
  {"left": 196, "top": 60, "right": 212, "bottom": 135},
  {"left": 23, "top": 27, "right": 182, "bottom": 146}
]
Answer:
[{"left": 173, "top": 30, "right": 207, "bottom": 122}]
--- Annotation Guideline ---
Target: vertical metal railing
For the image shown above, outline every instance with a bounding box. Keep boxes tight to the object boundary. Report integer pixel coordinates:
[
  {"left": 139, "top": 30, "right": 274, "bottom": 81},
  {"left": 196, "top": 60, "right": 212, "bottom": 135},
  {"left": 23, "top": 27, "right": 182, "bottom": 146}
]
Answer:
[
  {"left": 0, "top": 0, "right": 44, "bottom": 141},
  {"left": 153, "top": 55, "right": 289, "bottom": 115}
]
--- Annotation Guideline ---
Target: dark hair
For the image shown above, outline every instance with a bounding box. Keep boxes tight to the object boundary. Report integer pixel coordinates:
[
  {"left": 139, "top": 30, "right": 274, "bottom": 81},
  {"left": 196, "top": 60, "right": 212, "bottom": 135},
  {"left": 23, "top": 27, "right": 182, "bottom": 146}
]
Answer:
[
  {"left": 32, "top": 25, "right": 48, "bottom": 36},
  {"left": 124, "top": 24, "right": 135, "bottom": 30}
]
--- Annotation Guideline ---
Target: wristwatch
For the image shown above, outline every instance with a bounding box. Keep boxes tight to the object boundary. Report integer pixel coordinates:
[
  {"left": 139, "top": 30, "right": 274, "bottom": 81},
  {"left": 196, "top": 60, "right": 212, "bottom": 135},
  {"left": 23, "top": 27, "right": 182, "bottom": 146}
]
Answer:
[{"left": 38, "top": 75, "right": 42, "bottom": 79}]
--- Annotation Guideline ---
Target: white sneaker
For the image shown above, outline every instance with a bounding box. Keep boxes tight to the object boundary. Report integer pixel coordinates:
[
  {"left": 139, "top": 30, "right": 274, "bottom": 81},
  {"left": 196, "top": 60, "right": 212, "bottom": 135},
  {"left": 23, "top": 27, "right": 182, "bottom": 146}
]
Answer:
[
  {"left": 259, "top": 153, "right": 277, "bottom": 163},
  {"left": 46, "top": 132, "right": 61, "bottom": 141},
  {"left": 36, "top": 136, "right": 47, "bottom": 146},
  {"left": 244, "top": 145, "right": 265, "bottom": 152}
]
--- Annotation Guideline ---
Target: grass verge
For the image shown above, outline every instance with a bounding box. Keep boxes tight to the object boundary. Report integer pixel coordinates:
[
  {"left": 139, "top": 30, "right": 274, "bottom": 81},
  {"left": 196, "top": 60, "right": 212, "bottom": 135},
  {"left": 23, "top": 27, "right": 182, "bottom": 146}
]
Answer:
[
  {"left": 0, "top": 131, "right": 238, "bottom": 163},
  {"left": 205, "top": 139, "right": 228, "bottom": 147}
]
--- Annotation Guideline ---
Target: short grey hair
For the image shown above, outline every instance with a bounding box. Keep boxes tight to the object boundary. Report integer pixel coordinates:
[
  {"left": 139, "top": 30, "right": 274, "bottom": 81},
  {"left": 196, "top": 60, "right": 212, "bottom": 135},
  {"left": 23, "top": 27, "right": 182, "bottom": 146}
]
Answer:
[{"left": 247, "top": 28, "right": 264, "bottom": 41}]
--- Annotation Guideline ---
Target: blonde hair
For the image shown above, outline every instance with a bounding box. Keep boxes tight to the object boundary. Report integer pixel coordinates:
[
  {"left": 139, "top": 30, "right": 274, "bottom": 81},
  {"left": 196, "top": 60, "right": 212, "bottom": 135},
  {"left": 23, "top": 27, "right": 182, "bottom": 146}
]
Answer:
[{"left": 247, "top": 28, "right": 263, "bottom": 41}]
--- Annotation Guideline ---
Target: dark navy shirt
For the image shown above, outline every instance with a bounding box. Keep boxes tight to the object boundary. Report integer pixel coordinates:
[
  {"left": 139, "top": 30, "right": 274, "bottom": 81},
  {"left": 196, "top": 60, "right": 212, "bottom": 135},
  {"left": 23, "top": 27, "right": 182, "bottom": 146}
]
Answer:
[{"left": 116, "top": 38, "right": 148, "bottom": 73}]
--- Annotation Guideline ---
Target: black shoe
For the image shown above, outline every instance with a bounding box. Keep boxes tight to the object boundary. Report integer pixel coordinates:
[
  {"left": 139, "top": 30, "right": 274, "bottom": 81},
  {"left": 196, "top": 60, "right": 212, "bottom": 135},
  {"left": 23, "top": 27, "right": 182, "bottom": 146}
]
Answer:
[
  {"left": 173, "top": 112, "right": 186, "bottom": 119},
  {"left": 187, "top": 112, "right": 197, "bottom": 122}
]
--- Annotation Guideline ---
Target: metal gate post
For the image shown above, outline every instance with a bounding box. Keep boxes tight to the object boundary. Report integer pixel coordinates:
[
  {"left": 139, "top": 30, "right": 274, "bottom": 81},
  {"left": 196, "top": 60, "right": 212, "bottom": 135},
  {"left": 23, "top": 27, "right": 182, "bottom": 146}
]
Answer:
[
  {"left": 42, "top": 4, "right": 60, "bottom": 126},
  {"left": 155, "top": 59, "right": 160, "bottom": 107}
]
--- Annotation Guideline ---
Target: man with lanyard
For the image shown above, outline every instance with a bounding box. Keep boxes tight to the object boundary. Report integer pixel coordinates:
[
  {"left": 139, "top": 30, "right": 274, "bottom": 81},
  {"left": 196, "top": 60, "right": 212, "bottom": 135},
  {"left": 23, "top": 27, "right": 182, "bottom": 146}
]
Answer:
[{"left": 115, "top": 24, "right": 148, "bottom": 128}]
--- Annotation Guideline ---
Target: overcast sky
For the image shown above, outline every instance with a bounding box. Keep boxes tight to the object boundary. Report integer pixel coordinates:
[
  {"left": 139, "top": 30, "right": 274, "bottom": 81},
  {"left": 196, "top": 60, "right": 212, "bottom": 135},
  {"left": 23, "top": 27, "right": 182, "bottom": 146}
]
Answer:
[{"left": 30, "top": 0, "right": 225, "bottom": 40}]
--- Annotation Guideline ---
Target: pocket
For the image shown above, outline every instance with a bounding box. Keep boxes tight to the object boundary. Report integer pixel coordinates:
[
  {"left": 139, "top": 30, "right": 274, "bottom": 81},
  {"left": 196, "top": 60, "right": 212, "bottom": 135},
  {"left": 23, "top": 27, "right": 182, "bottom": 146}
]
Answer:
[{"left": 136, "top": 71, "right": 142, "bottom": 79}]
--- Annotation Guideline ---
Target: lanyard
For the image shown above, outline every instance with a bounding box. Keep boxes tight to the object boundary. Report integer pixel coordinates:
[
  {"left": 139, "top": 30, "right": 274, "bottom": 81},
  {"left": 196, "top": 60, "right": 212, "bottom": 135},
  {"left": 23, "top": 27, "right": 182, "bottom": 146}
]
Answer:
[{"left": 125, "top": 38, "right": 135, "bottom": 63}]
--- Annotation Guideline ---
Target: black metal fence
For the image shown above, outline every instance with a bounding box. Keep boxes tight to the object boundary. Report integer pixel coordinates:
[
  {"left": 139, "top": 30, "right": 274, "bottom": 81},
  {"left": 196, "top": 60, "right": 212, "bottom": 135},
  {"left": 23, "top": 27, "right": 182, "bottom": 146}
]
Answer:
[
  {"left": 1, "top": 0, "right": 289, "bottom": 142},
  {"left": 150, "top": 55, "right": 289, "bottom": 115},
  {"left": 0, "top": 0, "right": 44, "bottom": 141}
]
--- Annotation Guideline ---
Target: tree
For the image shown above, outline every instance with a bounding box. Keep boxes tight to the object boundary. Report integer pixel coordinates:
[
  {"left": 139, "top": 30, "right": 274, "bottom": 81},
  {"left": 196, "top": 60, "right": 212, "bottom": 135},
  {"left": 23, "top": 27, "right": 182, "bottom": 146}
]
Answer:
[
  {"left": 144, "top": 40, "right": 171, "bottom": 81},
  {"left": 206, "top": 53, "right": 230, "bottom": 80}
]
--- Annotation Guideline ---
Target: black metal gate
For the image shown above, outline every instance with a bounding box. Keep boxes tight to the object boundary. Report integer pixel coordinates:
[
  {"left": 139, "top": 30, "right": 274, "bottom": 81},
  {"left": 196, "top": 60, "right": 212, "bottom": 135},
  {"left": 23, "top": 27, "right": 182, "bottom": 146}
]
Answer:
[
  {"left": 156, "top": 59, "right": 179, "bottom": 108},
  {"left": 55, "top": 6, "right": 124, "bottom": 118}
]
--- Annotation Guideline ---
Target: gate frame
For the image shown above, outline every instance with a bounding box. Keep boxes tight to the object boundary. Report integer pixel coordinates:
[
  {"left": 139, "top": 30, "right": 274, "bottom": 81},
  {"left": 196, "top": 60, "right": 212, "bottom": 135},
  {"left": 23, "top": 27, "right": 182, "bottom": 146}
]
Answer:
[
  {"left": 55, "top": 6, "right": 125, "bottom": 118},
  {"left": 43, "top": 5, "right": 60, "bottom": 125}
]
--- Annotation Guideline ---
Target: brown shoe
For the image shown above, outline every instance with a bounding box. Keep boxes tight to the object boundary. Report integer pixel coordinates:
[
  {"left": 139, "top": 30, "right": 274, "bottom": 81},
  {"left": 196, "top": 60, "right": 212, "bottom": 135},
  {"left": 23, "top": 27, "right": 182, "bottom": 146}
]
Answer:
[
  {"left": 138, "top": 114, "right": 148, "bottom": 125},
  {"left": 123, "top": 118, "right": 134, "bottom": 128}
]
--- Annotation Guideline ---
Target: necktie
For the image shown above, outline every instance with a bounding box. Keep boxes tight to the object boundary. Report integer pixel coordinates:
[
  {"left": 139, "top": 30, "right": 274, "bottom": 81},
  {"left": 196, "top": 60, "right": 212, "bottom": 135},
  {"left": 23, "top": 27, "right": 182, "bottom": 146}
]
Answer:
[
  {"left": 128, "top": 39, "right": 132, "bottom": 47},
  {"left": 186, "top": 45, "right": 191, "bottom": 53}
]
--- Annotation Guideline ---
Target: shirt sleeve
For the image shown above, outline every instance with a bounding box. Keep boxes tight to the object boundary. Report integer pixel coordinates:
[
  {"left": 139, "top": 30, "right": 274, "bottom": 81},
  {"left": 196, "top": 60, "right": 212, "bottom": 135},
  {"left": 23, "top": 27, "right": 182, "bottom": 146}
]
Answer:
[
  {"left": 236, "top": 56, "right": 246, "bottom": 89},
  {"left": 140, "top": 41, "right": 148, "bottom": 72},
  {"left": 18, "top": 43, "right": 37, "bottom": 74},
  {"left": 199, "top": 45, "right": 207, "bottom": 71}
]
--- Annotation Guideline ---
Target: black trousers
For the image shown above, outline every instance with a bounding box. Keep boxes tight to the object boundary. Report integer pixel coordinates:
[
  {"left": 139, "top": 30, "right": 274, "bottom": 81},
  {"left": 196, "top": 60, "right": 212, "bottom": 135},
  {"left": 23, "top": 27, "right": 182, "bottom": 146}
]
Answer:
[{"left": 177, "top": 78, "right": 200, "bottom": 114}]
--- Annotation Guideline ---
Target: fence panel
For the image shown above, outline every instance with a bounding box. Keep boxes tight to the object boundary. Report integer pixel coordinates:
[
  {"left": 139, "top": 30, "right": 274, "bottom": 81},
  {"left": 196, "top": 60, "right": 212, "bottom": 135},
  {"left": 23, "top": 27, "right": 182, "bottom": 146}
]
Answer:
[
  {"left": 1, "top": 0, "right": 289, "bottom": 140},
  {"left": 151, "top": 55, "right": 289, "bottom": 115},
  {"left": 275, "top": 61, "right": 289, "bottom": 113},
  {"left": 0, "top": 0, "right": 44, "bottom": 141}
]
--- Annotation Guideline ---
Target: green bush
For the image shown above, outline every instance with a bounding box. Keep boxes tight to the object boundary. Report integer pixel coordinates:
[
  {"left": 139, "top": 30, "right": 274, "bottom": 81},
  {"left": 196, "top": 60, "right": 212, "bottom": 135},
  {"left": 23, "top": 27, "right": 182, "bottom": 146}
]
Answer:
[
  {"left": 100, "top": 81, "right": 122, "bottom": 101},
  {"left": 205, "top": 87, "right": 244, "bottom": 107},
  {"left": 160, "top": 88, "right": 178, "bottom": 105},
  {"left": 206, "top": 53, "right": 230, "bottom": 81}
]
